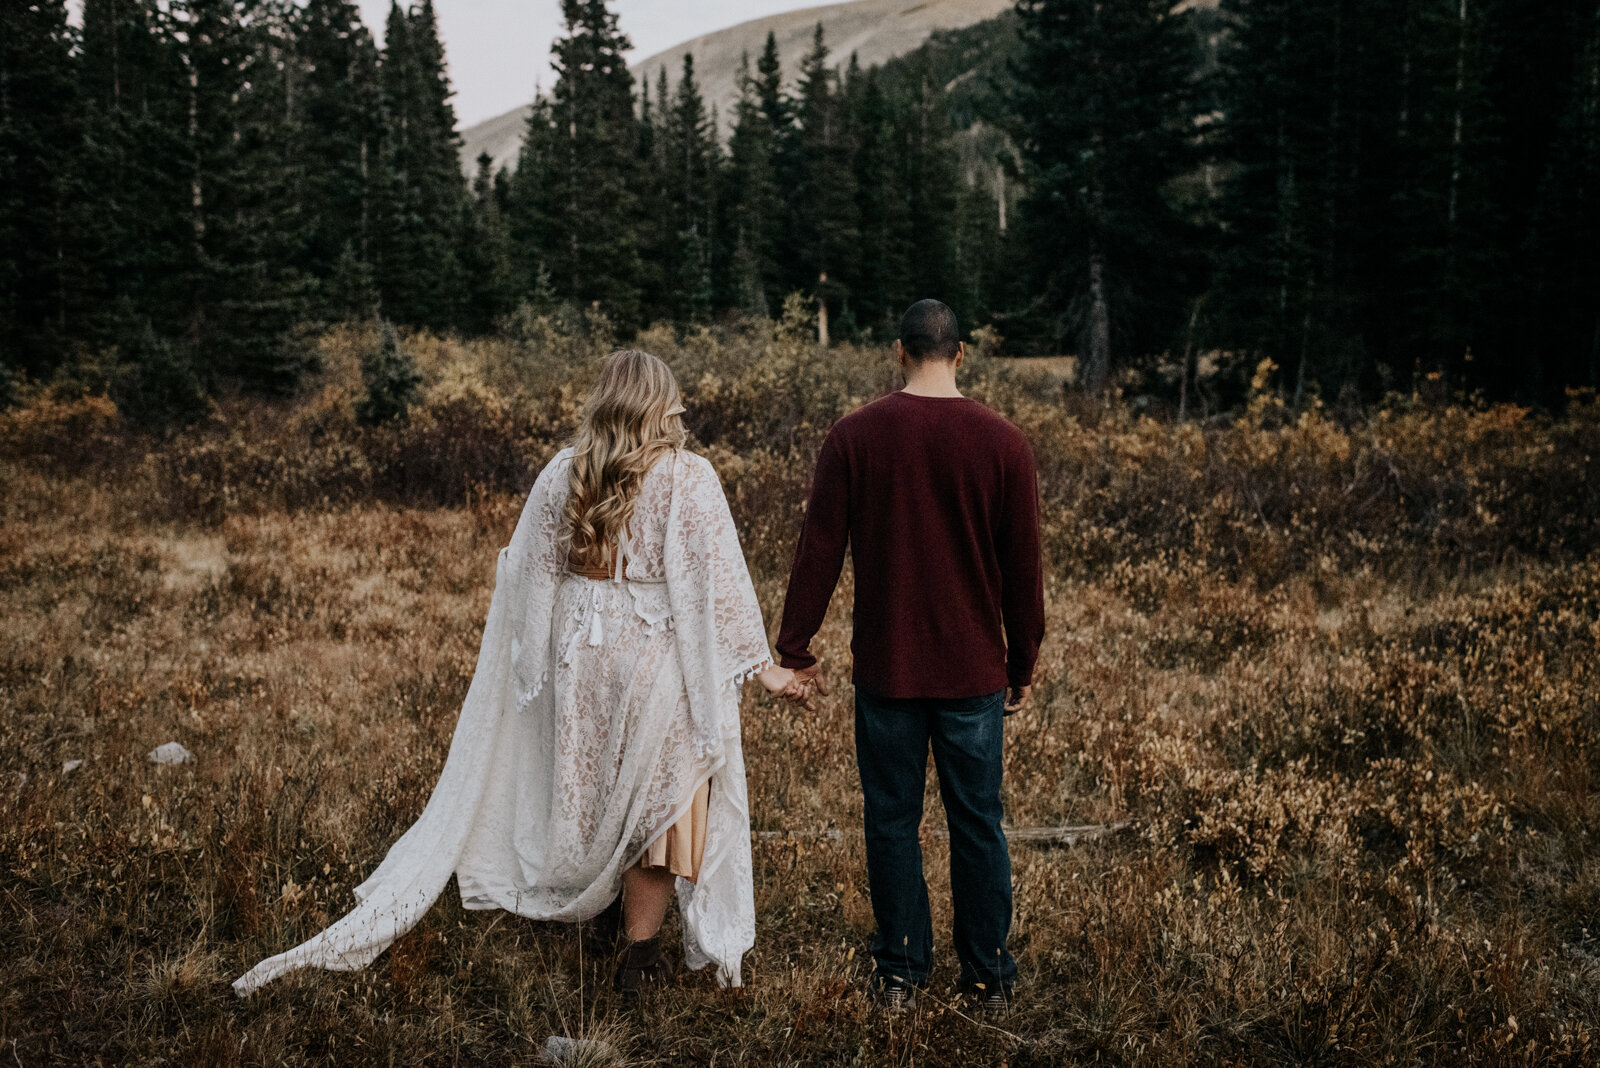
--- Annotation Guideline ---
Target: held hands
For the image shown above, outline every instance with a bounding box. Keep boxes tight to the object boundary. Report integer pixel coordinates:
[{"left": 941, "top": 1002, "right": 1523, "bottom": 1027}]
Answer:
[
  {"left": 755, "top": 665, "right": 807, "bottom": 704},
  {"left": 753, "top": 662, "right": 829, "bottom": 711},
  {"left": 789, "top": 664, "right": 828, "bottom": 711}
]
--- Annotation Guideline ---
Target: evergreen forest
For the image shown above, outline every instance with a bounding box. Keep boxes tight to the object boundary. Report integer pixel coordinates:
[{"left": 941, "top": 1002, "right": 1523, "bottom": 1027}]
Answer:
[{"left": 2, "top": 0, "right": 1598, "bottom": 423}]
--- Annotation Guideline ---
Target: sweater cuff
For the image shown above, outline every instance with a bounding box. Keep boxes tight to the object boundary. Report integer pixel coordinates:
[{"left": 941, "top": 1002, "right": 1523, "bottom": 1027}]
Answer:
[
  {"left": 779, "top": 650, "right": 817, "bottom": 671},
  {"left": 1006, "top": 665, "right": 1034, "bottom": 690}
]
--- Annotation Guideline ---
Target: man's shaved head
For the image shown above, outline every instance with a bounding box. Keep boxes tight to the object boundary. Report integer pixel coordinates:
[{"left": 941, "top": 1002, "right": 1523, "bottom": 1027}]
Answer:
[{"left": 897, "top": 299, "right": 960, "bottom": 363}]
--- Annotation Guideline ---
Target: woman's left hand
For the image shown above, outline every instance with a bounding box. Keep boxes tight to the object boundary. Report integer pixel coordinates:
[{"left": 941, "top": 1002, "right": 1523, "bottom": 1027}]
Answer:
[{"left": 755, "top": 665, "right": 799, "bottom": 699}]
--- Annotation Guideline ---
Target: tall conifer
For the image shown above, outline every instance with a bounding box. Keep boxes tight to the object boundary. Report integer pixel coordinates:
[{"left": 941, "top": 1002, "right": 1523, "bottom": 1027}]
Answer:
[
  {"left": 517, "top": 0, "right": 643, "bottom": 326},
  {"left": 1009, "top": 0, "right": 1200, "bottom": 388},
  {"left": 76, "top": 0, "right": 190, "bottom": 355},
  {"left": 294, "top": 0, "right": 383, "bottom": 302},
  {"left": 664, "top": 54, "right": 717, "bottom": 322},
  {"left": 375, "top": 0, "right": 468, "bottom": 330},
  {"left": 847, "top": 64, "right": 912, "bottom": 336},
  {"left": 462, "top": 153, "right": 516, "bottom": 331},
  {"left": 793, "top": 25, "right": 859, "bottom": 345},
  {"left": 1528, "top": 5, "right": 1600, "bottom": 391},
  {"left": 0, "top": 0, "right": 81, "bottom": 378},
  {"left": 723, "top": 51, "right": 785, "bottom": 317},
  {"left": 632, "top": 68, "right": 673, "bottom": 324},
  {"left": 507, "top": 93, "right": 555, "bottom": 305},
  {"left": 1391, "top": 0, "right": 1500, "bottom": 387},
  {"left": 172, "top": 0, "right": 310, "bottom": 392}
]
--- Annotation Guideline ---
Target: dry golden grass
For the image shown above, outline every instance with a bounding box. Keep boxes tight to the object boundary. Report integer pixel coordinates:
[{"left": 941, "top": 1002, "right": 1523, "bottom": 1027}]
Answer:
[{"left": 2, "top": 317, "right": 1599, "bottom": 1064}]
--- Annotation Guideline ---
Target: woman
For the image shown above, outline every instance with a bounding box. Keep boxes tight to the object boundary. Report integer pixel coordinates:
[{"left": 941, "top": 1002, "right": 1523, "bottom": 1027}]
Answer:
[{"left": 234, "top": 350, "right": 797, "bottom": 996}]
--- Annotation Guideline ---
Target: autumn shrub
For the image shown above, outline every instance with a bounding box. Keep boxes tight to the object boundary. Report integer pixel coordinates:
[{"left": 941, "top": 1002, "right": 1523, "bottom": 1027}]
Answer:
[{"left": 0, "top": 392, "right": 128, "bottom": 475}]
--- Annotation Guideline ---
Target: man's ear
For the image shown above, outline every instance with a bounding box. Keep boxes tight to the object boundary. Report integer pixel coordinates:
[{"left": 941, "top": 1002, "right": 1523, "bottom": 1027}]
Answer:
[
  {"left": 893, "top": 338, "right": 907, "bottom": 368},
  {"left": 954, "top": 341, "right": 966, "bottom": 370}
]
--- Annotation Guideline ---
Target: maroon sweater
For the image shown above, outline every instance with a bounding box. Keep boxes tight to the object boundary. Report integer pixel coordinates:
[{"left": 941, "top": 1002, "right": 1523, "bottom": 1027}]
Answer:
[{"left": 776, "top": 390, "right": 1045, "bottom": 699}]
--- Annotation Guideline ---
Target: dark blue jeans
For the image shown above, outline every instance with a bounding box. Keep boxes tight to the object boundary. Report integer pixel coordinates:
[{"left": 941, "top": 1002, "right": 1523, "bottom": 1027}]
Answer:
[{"left": 854, "top": 686, "right": 1017, "bottom": 992}]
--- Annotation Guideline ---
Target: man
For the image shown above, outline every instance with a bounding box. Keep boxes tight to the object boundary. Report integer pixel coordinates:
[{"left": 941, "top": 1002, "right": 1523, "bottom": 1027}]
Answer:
[{"left": 777, "top": 298, "right": 1045, "bottom": 1014}]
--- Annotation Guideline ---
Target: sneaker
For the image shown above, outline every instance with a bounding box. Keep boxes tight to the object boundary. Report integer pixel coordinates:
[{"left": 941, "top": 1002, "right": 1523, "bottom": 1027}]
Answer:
[
  {"left": 962, "top": 982, "right": 1012, "bottom": 1016},
  {"left": 870, "top": 977, "right": 918, "bottom": 1014}
]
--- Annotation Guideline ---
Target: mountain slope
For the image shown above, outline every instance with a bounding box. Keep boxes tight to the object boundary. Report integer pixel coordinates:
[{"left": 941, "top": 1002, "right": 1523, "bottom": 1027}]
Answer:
[{"left": 459, "top": 0, "right": 1014, "bottom": 176}]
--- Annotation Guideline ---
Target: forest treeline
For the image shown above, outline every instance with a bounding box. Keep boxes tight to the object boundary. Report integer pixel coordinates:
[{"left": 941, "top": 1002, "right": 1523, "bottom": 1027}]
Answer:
[{"left": 1, "top": 0, "right": 1597, "bottom": 426}]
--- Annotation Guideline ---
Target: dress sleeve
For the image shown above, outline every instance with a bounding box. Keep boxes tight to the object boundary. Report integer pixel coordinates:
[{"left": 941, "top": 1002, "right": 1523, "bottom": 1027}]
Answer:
[
  {"left": 507, "top": 449, "right": 573, "bottom": 707},
  {"left": 664, "top": 453, "right": 774, "bottom": 721},
  {"left": 662, "top": 450, "right": 762, "bottom": 986}
]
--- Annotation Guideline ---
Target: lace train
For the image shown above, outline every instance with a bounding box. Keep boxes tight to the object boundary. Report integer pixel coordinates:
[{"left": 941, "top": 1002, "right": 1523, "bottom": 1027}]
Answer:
[{"left": 232, "top": 448, "right": 765, "bottom": 994}]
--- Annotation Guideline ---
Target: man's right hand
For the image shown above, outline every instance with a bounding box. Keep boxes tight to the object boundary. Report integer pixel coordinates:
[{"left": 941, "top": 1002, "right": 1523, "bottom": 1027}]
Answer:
[
  {"left": 792, "top": 664, "right": 829, "bottom": 712},
  {"left": 1003, "top": 684, "right": 1031, "bottom": 715}
]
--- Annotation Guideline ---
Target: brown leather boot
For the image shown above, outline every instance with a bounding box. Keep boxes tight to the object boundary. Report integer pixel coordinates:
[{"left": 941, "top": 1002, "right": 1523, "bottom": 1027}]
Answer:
[{"left": 613, "top": 935, "right": 674, "bottom": 999}]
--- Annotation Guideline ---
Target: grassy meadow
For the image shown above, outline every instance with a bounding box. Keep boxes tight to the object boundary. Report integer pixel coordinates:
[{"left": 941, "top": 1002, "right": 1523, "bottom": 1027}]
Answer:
[{"left": 3, "top": 313, "right": 1599, "bottom": 1065}]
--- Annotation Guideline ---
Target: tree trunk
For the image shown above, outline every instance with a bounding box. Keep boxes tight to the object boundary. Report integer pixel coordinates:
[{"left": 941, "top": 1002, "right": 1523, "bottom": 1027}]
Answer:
[
  {"left": 996, "top": 163, "right": 1007, "bottom": 234},
  {"left": 360, "top": 139, "right": 369, "bottom": 259},
  {"left": 110, "top": 5, "right": 121, "bottom": 107},
  {"left": 54, "top": 196, "right": 67, "bottom": 333},
  {"left": 188, "top": 62, "right": 204, "bottom": 350},
  {"left": 1448, "top": 0, "right": 1468, "bottom": 230},
  {"left": 1178, "top": 296, "right": 1202, "bottom": 422},
  {"left": 1295, "top": 282, "right": 1313, "bottom": 409},
  {"left": 1590, "top": 297, "right": 1599, "bottom": 389},
  {"left": 1085, "top": 250, "right": 1110, "bottom": 391},
  {"left": 817, "top": 270, "right": 830, "bottom": 348}
]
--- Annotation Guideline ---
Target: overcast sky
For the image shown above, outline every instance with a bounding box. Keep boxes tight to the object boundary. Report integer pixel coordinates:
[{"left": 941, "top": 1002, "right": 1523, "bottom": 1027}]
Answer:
[
  {"left": 62, "top": 2, "right": 829, "bottom": 128},
  {"left": 355, "top": 1, "right": 827, "bottom": 128}
]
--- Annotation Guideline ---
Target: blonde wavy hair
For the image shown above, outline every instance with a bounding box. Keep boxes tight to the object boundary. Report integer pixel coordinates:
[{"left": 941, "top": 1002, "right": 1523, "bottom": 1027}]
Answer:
[{"left": 560, "top": 349, "right": 688, "bottom": 571}]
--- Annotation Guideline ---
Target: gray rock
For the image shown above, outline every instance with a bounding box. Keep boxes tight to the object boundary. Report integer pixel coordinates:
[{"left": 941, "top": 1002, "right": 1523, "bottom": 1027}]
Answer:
[
  {"left": 541, "top": 1035, "right": 618, "bottom": 1065},
  {"left": 148, "top": 742, "right": 194, "bottom": 765}
]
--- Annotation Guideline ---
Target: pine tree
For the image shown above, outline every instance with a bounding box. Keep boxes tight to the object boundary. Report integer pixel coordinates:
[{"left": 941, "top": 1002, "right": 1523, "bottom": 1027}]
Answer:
[
  {"left": 846, "top": 64, "right": 912, "bottom": 336},
  {"left": 1389, "top": 0, "right": 1501, "bottom": 390},
  {"left": 1527, "top": 4, "right": 1600, "bottom": 392},
  {"left": 294, "top": 0, "right": 384, "bottom": 303},
  {"left": 0, "top": 0, "right": 81, "bottom": 378},
  {"left": 514, "top": 0, "right": 644, "bottom": 327},
  {"left": 664, "top": 53, "right": 717, "bottom": 322},
  {"left": 867, "top": 52, "right": 971, "bottom": 334},
  {"left": 859, "top": 19, "right": 1020, "bottom": 335},
  {"left": 902, "top": 62, "right": 965, "bottom": 318},
  {"left": 358, "top": 318, "right": 421, "bottom": 424},
  {"left": 722, "top": 51, "right": 786, "bottom": 317},
  {"left": 756, "top": 29, "right": 799, "bottom": 211},
  {"left": 632, "top": 65, "right": 674, "bottom": 324},
  {"left": 1215, "top": 0, "right": 1462, "bottom": 400},
  {"left": 1009, "top": 0, "right": 1201, "bottom": 389},
  {"left": 507, "top": 93, "right": 554, "bottom": 305},
  {"left": 171, "top": 0, "right": 311, "bottom": 393},
  {"left": 76, "top": 0, "right": 191, "bottom": 360},
  {"left": 1212, "top": 0, "right": 1309, "bottom": 389},
  {"left": 756, "top": 31, "right": 792, "bottom": 135},
  {"left": 66, "top": 1, "right": 311, "bottom": 400},
  {"left": 461, "top": 152, "right": 516, "bottom": 331},
  {"left": 793, "top": 24, "right": 859, "bottom": 345},
  {"left": 111, "top": 310, "right": 209, "bottom": 428},
  {"left": 1463, "top": 0, "right": 1600, "bottom": 401},
  {"left": 374, "top": 0, "right": 468, "bottom": 331},
  {"left": 328, "top": 240, "right": 380, "bottom": 321}
]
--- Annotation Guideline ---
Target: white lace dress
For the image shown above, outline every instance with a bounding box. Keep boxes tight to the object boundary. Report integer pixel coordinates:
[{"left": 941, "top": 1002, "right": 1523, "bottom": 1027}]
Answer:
[{"left": 232, "top": 448, "right": 769, "bottom": 995}]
